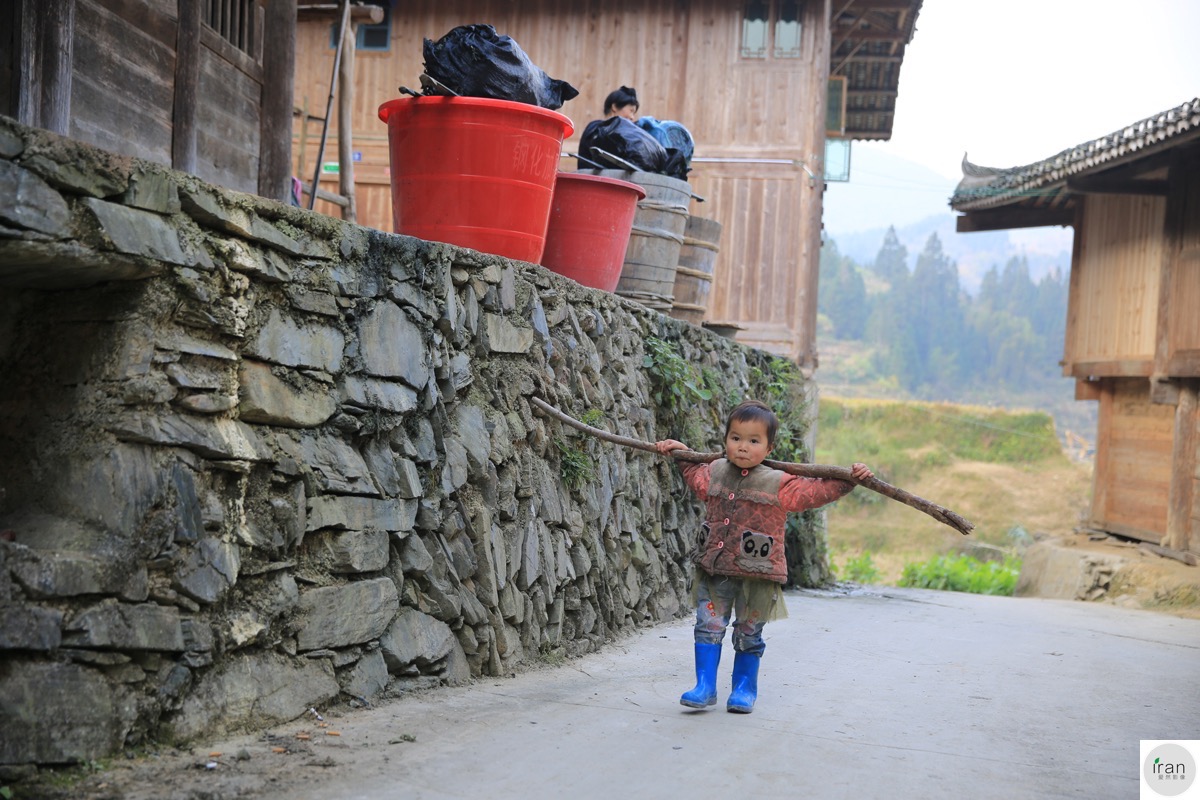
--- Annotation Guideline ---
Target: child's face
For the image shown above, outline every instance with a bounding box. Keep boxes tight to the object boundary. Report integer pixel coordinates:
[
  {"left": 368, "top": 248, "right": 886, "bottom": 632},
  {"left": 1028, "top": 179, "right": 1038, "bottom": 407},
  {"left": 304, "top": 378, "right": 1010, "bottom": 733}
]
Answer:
[{"left": 724, "top": 418, "right": 773, "bottom": 470}]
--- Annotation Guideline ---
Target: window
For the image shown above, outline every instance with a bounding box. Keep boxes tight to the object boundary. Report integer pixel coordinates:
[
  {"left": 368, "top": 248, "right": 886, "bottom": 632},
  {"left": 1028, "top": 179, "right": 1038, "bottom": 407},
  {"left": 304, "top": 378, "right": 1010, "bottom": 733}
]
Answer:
[
  {"left": 741, "top": 1, "right": 804, "bottom": 59},
  {"left": 329, "top": 1, "right": 392, "bottom": 52},
  {"left": 741, "top": 1, "right": 769, "bottom": 58},
  {"left": 824, "top": 138, "right": 851, "bottom": 182},
  {"left": 826, "top": 76, "right": 847, "bottom": 135},
  {"left": 774, "top": 1, "right": 802, "bottom": 58},
  {"left": 204, "top": 0, "right": 257, "bottom": 56}
]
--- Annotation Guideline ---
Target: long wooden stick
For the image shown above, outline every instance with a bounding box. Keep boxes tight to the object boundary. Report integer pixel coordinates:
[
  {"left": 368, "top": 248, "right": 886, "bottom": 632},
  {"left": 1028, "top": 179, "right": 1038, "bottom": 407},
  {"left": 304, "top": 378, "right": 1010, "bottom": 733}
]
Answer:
[{"left": 531, "top": 396, "right": 974, "bottom": 536}]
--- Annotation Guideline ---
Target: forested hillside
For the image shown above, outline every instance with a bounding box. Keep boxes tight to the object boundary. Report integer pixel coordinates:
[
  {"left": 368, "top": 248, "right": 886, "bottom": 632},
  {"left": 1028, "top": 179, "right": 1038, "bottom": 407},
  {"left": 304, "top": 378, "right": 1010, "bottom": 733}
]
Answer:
[{"left": 817, "top": 227, "right": 1096, "bottom": 447}]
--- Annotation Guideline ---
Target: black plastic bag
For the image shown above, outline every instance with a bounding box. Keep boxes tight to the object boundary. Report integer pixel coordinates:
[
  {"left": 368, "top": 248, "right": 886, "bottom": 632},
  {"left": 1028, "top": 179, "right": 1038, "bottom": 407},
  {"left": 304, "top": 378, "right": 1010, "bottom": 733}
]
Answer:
[
  {"left": 422, "top": 24, "right": 579, "bottom": 110},
  {"left": 577, "top": 117, "right": 668, "bottom": 174}
]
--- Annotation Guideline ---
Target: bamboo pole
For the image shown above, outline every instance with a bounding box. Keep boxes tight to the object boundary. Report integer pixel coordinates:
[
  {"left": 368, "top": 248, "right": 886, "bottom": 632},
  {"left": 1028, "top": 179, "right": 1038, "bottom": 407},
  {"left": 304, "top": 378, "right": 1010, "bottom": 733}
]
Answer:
[{"left": 531, "top": 397, "right": 975, "bottom": 536}]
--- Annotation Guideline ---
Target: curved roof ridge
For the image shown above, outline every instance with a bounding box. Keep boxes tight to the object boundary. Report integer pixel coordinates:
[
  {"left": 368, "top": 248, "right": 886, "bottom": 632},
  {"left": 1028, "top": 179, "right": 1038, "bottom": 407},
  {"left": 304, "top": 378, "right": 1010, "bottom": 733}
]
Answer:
[{"left": 951, "top": 97, "right": 1200, "bottom": 210}]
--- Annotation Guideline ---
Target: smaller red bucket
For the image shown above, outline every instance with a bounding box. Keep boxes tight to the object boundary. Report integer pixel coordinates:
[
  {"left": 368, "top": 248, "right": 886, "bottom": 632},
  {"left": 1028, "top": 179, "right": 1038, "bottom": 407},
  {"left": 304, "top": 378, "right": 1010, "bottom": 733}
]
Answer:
[{"left": 541, "top": 173, "right": 645, "bottom": 292}]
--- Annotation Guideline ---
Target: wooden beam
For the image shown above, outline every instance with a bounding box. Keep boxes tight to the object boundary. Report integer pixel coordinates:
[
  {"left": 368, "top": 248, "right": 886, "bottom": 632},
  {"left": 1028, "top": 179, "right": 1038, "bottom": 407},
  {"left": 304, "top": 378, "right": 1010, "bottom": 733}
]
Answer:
[
  {"left": 297, "top": 4, "right": 384, "bottom": 24},
  {"left": 17, "top": 0, "right": 75, "bottom": 133},
  {"left": 299, "top": 181, "right": 350, "bottom": 208},
  {"left": 955, "top": 206, "right": 1075, "bottom": 233},
  {"left": 1167, "top": 350, "right": 1200, "bottom": 376},
  {"left": 833, "top": 54, "right": 903, "bottom": 63},
  {"left": 1067, "top": 360, "right": 1155, "bottom": 378},
  {"left": 1075, "top": 379, "right": 1102, "bottom": 401},
  {"left": 258, "top": 0, "right": 296, "bottom": 202},
  {"left": 1166, "top": 384, "right": 1198, "bottom": 553},
  {"left": 846, "top": 89, "right": 898, "bottom": 97},
  {"left": 834, "top": 28, "right": 907, "bottom": 41},
  {"left": 1066, "top": 176, "right": 1169, "bottom": 196},
  {"left": 839, "top": 0, "right": 920, "bottom": 9},
  {"left": 173, "top": 0, "right": 201, "bottom": 173}
]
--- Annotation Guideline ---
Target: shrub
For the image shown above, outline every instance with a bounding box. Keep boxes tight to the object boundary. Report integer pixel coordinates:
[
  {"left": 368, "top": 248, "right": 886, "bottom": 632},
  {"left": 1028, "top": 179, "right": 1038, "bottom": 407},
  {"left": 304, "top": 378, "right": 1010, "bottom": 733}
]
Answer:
[{"left": 898, "top": 554, "right": 1020, "bottom": 596}]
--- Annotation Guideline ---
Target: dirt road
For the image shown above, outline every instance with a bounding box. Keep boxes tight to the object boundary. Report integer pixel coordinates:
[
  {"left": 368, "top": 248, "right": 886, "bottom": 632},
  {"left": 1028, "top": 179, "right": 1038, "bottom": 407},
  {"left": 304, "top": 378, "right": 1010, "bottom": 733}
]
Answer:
[{"left": 23, "top": 586, "right": 1200, "bottom": 800}]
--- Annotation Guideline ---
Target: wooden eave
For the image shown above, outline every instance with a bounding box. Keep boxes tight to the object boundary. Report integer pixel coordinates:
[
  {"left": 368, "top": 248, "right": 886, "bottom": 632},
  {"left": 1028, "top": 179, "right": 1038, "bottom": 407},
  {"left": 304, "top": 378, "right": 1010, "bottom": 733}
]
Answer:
[
  {"left": 829, "top": 0, "right": 923, "bottom": 141},
  {"left": 951, "top": 98, "right": 1200, "bottom": 232}
]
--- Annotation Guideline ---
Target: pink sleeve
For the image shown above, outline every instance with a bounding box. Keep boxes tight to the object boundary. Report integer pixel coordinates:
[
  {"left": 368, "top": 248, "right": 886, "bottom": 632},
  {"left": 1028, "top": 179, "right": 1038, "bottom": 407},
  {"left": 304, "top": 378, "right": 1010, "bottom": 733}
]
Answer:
[
  {"left": 777, "top": 473, "right": 854, "bottom": 512},
  {"left": 678, "top": 461, "right": 712, "bottom": 498}
]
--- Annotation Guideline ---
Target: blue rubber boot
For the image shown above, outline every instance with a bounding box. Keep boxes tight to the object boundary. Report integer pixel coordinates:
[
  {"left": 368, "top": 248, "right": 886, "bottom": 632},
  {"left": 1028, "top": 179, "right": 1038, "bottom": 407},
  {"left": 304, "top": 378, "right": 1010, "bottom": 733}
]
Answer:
[
  {"left": 680, "top": 642, "right": 721, "bottom": 708},
  {"left": 726, "top": 651, "right": 760, "bottom": 713}
]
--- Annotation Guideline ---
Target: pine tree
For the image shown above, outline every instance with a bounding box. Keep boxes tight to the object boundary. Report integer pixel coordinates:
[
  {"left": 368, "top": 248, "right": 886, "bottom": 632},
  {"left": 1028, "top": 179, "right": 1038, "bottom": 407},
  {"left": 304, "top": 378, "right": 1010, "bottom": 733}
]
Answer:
[{"left": 871, "top": 226, "right": 908, "bottom": 282}]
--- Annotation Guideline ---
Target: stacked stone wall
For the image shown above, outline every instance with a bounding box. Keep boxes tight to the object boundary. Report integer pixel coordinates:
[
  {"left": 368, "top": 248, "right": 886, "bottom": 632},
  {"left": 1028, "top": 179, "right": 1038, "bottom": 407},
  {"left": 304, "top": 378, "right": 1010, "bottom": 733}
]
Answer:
[{"left": 0, "top": 117, "right": 823, "bottom": 767}]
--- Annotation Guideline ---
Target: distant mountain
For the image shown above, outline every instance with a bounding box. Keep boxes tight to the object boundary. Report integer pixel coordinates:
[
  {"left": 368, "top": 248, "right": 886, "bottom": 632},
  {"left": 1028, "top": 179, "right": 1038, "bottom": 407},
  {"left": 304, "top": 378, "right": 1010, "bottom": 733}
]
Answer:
[{"left": 822, "top": 146, "right": 1072, "bottom": 294}]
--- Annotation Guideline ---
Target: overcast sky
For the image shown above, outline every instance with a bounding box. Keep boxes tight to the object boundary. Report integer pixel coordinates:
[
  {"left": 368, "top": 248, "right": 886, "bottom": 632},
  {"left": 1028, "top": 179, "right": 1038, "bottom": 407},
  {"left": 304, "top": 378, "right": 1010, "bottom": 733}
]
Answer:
[{"left": 863, "top": 0, "right": 1200, "bottom": 181}]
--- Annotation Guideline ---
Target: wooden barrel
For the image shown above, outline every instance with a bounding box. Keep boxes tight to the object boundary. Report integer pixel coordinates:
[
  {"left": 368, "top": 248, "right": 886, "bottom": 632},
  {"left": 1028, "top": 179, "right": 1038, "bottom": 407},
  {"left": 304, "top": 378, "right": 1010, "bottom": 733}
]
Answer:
[
  {"left": 670, "top": 215, "right": 722, "bottom": 325},
  {"left": 580, "top": 169, "right": 691, "bottom": 311}
]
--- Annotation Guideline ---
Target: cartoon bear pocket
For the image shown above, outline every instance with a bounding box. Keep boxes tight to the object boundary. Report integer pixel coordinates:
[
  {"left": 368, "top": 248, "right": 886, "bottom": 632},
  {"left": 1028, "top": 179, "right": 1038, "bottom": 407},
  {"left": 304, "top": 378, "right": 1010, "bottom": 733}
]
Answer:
[
  {"left": 690, "top": 520, "right": 711, "bottom": 560},
  {"left": 734, "top": 529, "right": 775, "bottom": 573}
]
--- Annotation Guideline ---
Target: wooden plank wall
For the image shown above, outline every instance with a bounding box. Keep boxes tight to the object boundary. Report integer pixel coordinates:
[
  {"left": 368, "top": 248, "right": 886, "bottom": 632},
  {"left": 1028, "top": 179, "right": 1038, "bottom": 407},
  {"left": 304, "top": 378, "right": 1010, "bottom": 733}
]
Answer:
[
  {"left": 1065, "top": 194, "right": 1166, "bottom": 371},
  {"left": 1091, "top": 377, "right": 1174, "bottom": 542},
  {"left": 195, "top": 21, "right": 265, "bottom": 193},
  {"left": 69, "top": 0, "right": 267, "bottom": 194},
  {"left": 72, "top": 0, "right": 178, "bottom": 165},
  {"left": 294, "top": 0, "right": 830, "bottom": 361}
]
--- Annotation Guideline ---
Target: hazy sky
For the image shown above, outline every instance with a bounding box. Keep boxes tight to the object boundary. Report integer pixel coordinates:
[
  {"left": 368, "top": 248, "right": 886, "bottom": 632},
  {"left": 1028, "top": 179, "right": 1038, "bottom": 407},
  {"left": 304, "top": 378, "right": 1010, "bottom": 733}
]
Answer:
[{"left": 863, "top": 0, "right": 1200, "bottom": 181}]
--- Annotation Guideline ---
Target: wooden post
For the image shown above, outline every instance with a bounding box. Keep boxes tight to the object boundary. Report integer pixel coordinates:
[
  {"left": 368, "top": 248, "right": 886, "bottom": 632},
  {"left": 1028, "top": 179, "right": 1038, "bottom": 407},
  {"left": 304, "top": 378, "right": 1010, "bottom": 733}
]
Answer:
[
  {"left": 173, "top": 0, "right": 202, "bottom": 173},
  {"left": 17, "top": 0, "right": 75, "bottom": 133},
  {"left": 259, "top": 0, "right": 297, "bottom": 202},
  {"left": 337, "top": 14, "right": 358, "bottom": 223},
  {"left": 1166, "top": 384, "right": 1198, "bottom": 553}
]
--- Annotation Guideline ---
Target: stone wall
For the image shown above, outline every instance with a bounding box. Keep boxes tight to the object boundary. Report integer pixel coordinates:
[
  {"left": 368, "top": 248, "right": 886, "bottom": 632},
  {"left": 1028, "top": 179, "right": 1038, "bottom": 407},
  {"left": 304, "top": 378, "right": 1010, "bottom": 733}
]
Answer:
[{"left": 0, "top": 117, "right": 824, "bottom": 767}]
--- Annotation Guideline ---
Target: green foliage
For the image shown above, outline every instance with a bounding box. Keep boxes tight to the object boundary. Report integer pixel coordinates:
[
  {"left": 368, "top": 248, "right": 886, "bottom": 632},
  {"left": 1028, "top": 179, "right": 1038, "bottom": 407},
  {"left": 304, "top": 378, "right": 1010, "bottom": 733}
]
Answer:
[
  {"left": 1, "top": 786, "right": 11, "bottom": 799},
  {"left": 898, "top": 554, "right": 1020, "bottom": 596},
  {"left": 643, "top": 337, "right": 713, "bottom": 415},
  {"left": 837, "top": 551, "right": 881, "bottom": 584},
  {"left": 747, "top": 355, "right": 810, "bottom": 462},
  {"left": 579, "top": 408, "right": 604, "bottom": 427},
  {"left": 554, "top": 437, "right": 594, "bottom": 490}
]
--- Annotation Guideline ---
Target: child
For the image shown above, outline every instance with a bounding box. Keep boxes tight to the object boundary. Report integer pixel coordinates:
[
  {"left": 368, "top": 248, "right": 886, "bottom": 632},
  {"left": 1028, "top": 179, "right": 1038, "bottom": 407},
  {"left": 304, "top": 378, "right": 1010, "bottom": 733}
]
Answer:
[{"left": 655, "top": 400, "right": 873, "bottom": 713}]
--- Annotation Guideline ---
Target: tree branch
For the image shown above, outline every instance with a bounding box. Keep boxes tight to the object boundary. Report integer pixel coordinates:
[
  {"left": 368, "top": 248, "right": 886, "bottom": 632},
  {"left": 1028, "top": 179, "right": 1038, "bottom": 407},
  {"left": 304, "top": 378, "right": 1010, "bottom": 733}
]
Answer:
[{"left": 531, "top": 396, "right": 974, "bottom": 536}]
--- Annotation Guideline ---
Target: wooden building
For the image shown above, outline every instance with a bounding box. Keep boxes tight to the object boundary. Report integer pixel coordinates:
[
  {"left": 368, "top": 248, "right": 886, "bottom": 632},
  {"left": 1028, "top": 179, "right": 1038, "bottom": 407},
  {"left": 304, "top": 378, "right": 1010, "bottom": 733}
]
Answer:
[
  {"left": 951, "top": 99, "right": 1200, "bottom": 557},
  {"left": 293, "top": 0, "right": 922, "bottom": 365},
  {"left": 1, "top": 0, "right": 297, "bottom": 201}
]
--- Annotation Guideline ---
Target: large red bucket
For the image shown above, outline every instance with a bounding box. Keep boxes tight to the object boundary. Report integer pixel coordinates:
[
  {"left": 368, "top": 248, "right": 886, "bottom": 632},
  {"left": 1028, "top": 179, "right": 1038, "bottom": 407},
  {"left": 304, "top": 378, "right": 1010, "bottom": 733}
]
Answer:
[
  {"left": 540, "top": 173, "right": 645, "bottom": 292},
  {"left": 378, "top": 97, "right": 574, "bottom": 263}
]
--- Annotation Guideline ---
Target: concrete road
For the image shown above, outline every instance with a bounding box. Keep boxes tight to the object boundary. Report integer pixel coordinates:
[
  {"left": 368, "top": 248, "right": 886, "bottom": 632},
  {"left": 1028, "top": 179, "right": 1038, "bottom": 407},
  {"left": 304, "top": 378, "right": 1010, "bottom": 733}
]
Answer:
[{"left": 75, "top": 587, "right": 1200, "bottom": 800}]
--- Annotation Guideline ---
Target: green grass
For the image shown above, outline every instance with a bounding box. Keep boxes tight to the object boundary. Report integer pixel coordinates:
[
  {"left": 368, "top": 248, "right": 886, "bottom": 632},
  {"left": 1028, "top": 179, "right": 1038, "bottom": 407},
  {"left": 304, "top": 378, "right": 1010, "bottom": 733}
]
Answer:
[
  {"left": 898, "top": 554, "right": 1021, "bottom": 596},
  {"left": 817, "top": 397, "right": 1065, "bottom": 509},
  {"left": 817, "top": 395, "right": 1093, "bottom": 590}
]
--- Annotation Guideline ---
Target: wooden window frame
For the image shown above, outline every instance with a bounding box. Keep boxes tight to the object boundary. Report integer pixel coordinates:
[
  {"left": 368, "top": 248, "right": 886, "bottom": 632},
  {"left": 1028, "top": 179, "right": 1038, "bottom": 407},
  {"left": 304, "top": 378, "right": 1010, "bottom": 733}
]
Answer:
[{"left": 741, "top": 0, "right": 805, "bottom": 60}]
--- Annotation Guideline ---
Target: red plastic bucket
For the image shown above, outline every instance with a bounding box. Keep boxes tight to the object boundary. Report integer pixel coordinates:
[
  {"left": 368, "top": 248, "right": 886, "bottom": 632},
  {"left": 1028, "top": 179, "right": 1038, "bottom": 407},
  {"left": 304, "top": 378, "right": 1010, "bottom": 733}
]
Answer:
[
  {"left": 378, "top": 96, "right": 573, "bottom": 263},
  {"left": 540, "top": 173, "right": 646, "bottom": 292}
]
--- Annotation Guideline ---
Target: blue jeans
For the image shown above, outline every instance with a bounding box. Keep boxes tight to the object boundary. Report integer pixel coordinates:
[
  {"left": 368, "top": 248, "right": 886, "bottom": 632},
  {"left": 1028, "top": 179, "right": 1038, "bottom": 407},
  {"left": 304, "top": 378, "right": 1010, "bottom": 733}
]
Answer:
[{"left": 693, "top": 573, "right": 766, "bottom": 656}]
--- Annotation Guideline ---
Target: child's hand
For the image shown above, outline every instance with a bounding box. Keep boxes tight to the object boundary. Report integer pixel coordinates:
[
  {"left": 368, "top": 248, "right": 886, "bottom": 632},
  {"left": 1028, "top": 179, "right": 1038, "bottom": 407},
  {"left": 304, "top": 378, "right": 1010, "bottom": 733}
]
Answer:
[
  {"left": 655, "top": 439, "right": 689, "bottom": 455},
  {"left": 850, "top": 462, "right": 874, "bottom": 481}
]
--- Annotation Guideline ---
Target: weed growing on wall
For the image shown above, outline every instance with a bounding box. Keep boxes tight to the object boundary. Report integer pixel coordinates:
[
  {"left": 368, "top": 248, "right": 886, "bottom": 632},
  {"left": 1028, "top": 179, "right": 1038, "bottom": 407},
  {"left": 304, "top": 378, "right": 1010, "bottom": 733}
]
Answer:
[
  {"left": 747, "top": 355, "right": 811, "bottom": 463},
  {"left": 554, "top": 437, "right": 595, "bottom": 491},
  {"left": 643, "top": 337, "right": 712, "bottom": 415}
]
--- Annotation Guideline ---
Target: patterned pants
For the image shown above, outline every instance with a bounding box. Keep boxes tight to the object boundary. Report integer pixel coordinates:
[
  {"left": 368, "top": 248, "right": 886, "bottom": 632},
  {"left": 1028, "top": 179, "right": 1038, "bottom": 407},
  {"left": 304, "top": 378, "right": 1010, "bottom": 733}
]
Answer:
[{"left": 692, "top": 573, "right": 767, "bottom": 656}]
